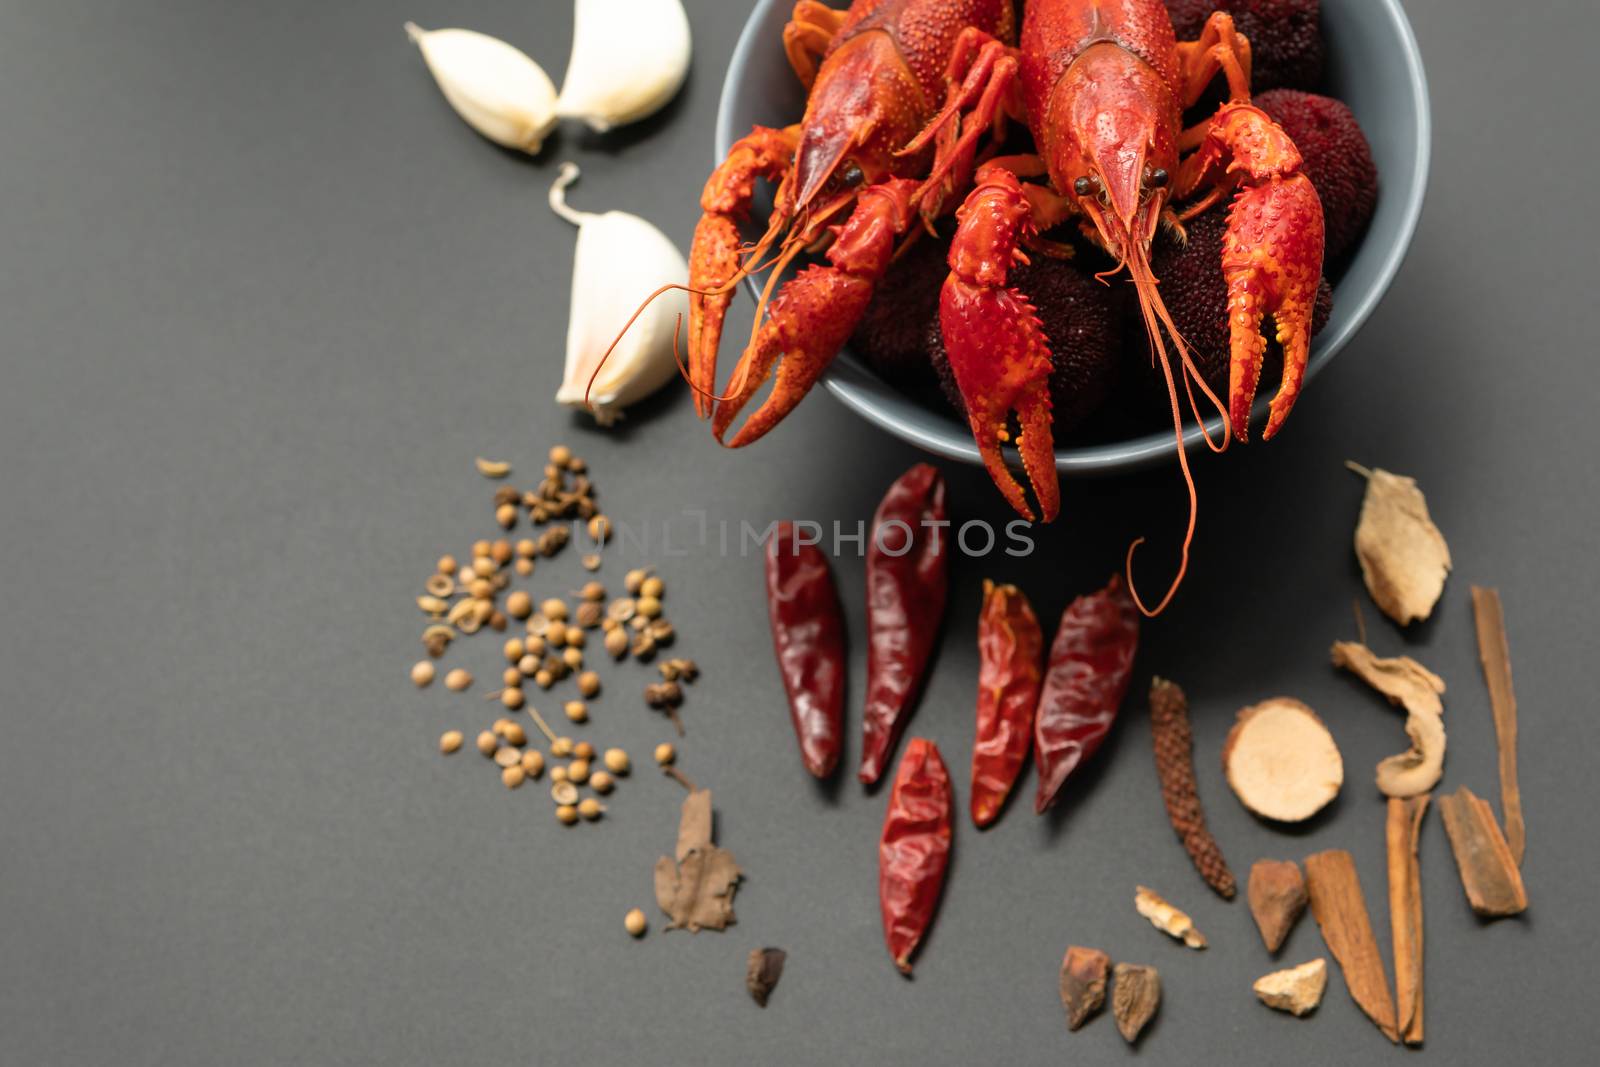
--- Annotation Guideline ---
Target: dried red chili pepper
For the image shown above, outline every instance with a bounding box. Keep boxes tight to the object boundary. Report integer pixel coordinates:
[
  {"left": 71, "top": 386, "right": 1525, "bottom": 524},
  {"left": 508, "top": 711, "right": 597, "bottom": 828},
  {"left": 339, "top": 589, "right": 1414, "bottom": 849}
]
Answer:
[
  {"left": 1033, "top": 574, "right": 1140, "bottom": 814},
  {"left": 860, "top": 464, "right": 949, "bottom": 785},
  {"left": 764, "top": 521, "right": 846, "bottom": 778},
  {"left": 970, "top": 580, "right": 1044, "bottom": 827},
  {"left": 879, "top": 737, "right": 952, "bottom": 975}
]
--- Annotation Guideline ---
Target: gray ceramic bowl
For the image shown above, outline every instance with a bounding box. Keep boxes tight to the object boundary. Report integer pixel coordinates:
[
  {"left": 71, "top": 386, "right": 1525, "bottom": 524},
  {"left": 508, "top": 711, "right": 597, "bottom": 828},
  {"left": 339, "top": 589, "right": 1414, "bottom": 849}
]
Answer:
[{"left": 714, "top": 0, "right": 1430, "bottom": 474}]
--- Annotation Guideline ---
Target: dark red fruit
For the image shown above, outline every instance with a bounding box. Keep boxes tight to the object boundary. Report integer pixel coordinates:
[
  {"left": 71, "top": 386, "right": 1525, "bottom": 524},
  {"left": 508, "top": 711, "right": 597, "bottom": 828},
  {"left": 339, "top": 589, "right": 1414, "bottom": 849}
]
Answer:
[
  {"left": 1257, "top": 88, "right": 1378, "bottom": 261},
  {"left": 928, "top": 254, "right": 1124, "bottom": 434},
  {"left": 1122, "top": 211, "right": 1331, "bottom": 412},
  {"left": 1166, "top": 0, "right": 1324, "bottom": 93},
  {"left": 851, "top": 233, "right": 949, "bottom": 383}
]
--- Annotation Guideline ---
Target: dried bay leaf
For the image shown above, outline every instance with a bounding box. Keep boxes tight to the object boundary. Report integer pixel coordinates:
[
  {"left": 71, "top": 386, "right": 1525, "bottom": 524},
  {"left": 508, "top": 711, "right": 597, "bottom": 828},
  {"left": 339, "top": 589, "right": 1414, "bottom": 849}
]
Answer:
[
  {"left": 1347, "top": 463, "right": 1451, "bottom": 625},
  {"left": 654, "top": 788, "right": 742, "bottom": 932}
]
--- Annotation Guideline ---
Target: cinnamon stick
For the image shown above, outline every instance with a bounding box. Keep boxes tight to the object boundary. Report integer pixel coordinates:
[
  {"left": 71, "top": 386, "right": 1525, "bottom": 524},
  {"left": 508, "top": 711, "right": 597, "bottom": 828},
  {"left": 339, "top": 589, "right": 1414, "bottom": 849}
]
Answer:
[
  {"left": 1387, "top": 795, "right": 1428, "bottom": 1046},
  {"left": 1305, "top": 849, "right": 1399, "bottom": 1042},
  {"left": 1438, "top": 786, "right": 1528, "bottom": 918},
  {"left": 1470, "top": 586, "right": 1524, "bottom": 864}
]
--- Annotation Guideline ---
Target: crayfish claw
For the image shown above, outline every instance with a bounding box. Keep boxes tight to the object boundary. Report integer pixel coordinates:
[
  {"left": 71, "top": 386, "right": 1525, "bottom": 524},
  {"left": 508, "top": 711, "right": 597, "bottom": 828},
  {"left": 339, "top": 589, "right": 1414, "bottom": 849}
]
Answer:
[{"left": 1220, "top": 172, "right": 1323, "bottom": 441}]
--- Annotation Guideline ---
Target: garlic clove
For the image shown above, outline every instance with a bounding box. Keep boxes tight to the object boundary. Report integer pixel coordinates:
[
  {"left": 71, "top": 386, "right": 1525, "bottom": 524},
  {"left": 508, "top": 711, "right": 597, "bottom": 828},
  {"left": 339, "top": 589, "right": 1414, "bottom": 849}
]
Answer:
[
  {"left": 405, "top": 23, "right": 558, "bottom": 154},
  {"left": 550, "top": 164, "right": 687, "bottom": 425},
  {"left": 554, "top": 0, "right": 692, "bottom": 132}
]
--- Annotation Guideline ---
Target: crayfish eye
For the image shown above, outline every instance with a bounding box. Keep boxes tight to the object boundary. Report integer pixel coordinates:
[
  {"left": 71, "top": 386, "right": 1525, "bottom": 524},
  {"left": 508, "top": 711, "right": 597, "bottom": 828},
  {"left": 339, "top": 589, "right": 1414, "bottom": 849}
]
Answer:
[
  {"left": 1073, "top": 176, "right": 1094, "bottom": 197},
  {"left": 839, "top": 162, "right": 864, "bottom": 188},
  {"left": 1147, "top": 167, "right": 1170, "bottom": 189}
]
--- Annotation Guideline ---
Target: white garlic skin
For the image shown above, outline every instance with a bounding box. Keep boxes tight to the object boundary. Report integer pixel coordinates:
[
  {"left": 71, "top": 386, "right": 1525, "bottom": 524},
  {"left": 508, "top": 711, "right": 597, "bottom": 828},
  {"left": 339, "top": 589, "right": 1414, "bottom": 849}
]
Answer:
[
  {"left": 555, "top": 0, "right": 692, "bottom": 132},
  {"left": 551, "top": 165, "right": 687, "bottom": 425},
  {"left": 406, "top": 23, "right": 558, "bottom": 154}
]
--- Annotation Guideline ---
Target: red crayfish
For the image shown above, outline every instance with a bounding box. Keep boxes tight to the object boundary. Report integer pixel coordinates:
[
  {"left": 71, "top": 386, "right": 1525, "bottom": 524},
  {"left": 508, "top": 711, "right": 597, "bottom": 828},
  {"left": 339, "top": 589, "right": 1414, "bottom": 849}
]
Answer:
[{"left": 921, "top": 0, "right": 1324, "bottom": 610}]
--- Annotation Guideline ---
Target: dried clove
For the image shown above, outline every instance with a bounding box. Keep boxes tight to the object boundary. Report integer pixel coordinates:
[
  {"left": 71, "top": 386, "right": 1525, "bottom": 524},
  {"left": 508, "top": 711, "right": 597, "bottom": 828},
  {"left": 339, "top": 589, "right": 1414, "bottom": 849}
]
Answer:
[{"left": 1059, "top": 946, "right": 1110, "bottom": 1031}]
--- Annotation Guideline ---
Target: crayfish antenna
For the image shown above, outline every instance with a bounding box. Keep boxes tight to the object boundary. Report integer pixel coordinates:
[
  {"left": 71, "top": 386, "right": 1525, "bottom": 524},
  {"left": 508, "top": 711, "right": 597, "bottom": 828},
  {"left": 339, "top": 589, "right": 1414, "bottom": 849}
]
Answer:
[{"left": 1121, "top": 250, "right": 1230, "bottom": 617}]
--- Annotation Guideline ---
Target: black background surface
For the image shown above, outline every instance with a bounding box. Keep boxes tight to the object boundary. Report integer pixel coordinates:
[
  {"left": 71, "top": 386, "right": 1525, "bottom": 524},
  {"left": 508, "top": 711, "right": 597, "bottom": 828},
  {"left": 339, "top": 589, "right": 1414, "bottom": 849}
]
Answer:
[{"left": 2, "top": 1, "right": 1595, "bottom": 1063}]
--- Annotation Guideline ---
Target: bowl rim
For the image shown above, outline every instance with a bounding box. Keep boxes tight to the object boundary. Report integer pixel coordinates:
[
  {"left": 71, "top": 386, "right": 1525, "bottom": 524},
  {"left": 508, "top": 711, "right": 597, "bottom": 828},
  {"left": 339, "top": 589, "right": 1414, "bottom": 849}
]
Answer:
[{"left": 714, "top": 0, "right": 1432, "bottom": 474}]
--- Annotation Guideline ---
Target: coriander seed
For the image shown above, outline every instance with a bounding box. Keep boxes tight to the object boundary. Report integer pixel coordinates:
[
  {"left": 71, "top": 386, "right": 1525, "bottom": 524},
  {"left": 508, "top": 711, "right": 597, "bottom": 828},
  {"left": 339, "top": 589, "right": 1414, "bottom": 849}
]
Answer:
[
  {"left": 640, "top": 576, "right": 664, "bottom": 599},
  {"left": 501, "top": 721, "right": 527, "bottom": 746},
  {"left": 520, "top": 750, "right": 545, "bottom": 777},
  {"left": 488, "top": 610, "right": 507, "bottom": 632},
  {"left": 574, "top": 741, "right": 595, "bottom": 761},
  {"left": 534, "top": 669, "right": 554, "bottom": 689},
  {"left": 624, "top": 569, "right": 647, "bottom": 595},
  {"left": 514, "top": 557, "right": 533, "bottom": 576},
  {"left": 501, "top": 687, "right": 525, "bottom": 710},
  {"left": 476, "top": 731, "right": 498, "bottom": 757},
  {"left": 556, "top": 804, "right": 579, "bottom": 825},
  {"left": 578, "top": 671, "right": 600, "bottom": 697},
  {"left": 495, "top": 503, "right": 517, "bottom": 529},
  {"left": 545, "top": 621, "right": 569, "bottom": 647},
  {"left": 494, "top": 746, "right": 522, "bottom": 768},
  {"left": 582, "top": 553, "right": 601, "bottom": 571},
  {"left": 516, "top": 538, "right": 536, "bottom": 558},
  {"left": 566, "top": 628, "right": 586, "bottom": 649},
  {"left": 636, "top": 595, "right": 662, "bottom": 619},
  {"left": 568, "top": 759, "right": 590, "bottom": 784},
  {"left": 472, "top": 556, "right": 496, "bottom": 578},
  {"left": 590, "top": 770, "right": 614, "bottom": 793},
  {"left": 604, "top": 628, "right": 629, "bottom": 658},
  {"left": 411, "top": 661, "right": 436, "bottom": 688},
  {"left": 437, "top": 554, "right": 459, "bottom": 575},
  {"left": 562, "top": 647, "right": 584, "bottom": 670},
  {"left": 425, "top": 573, "right": 454, "bottom": 598},
  {"left": 502, "top": 667, "right": 522, "bottom": 688},
  {"left": 549, "top": 444, "right": 573, "bottom": 467},
  {"left": 469, "top": 577, "right": 493, "bottom": 599},
  {"left": 445, "top": 668, "right": 473, "bottom": 691},
  {"left": 503, "top": 637, "right": 525, "bottom": 662},
  {"left": 564, "top": 700, "right": 588, "bottom": 724},
  {"left": 575, "top": 601, "right": 603, "bottom": 629},
  {"left": 518, "top": 654, "right": 539, "bottom": 676},
  {"left": 541, "top": 598, "right": 569, "bottom": 621},
  {"left": 439, "top": 730, "right": 463, "bottom": 754},
  {"left": 490, "top": 540, "right": 512, "bottom": 565},
  {"left": 551, "top": 780, "right": 579, "bottom": 805},
  {"left": 506, "top": 591, "right": 532, "bottom": 620},
  {"left": 587, "top": 515, "right": 611, "bottom": 543},
  {"left": 551, "top": 737, "right": 574, "bottom": 758},
  {"left": 603, "top": 748, "right": 630, "bottom": 774},
  {"left": 577, "top": 798, "right": 603, "bottom": 821},
  {"left": 654, "top": 742, "right": 675, "bottom": 766},
  {"left": 624, "top": 908, "right": 647, "bottom": 937},
  {"left": 472, "top": 539, "right": 491, "bottom": 559},
  {"left": 501, "top": 765, "right": 526, "bottom": 789},
  {"left": 551, "top": 765, "right": 569, "bottom": 783}
]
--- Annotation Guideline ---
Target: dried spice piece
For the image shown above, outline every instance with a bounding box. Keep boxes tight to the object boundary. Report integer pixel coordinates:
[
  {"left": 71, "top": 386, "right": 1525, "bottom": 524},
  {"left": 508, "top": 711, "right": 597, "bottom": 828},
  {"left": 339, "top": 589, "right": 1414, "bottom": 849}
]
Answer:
[
  {"left": 1111, "top": 963, "right": 1161, "bottom": 1044},
  {"left": 1470, "top": 586, "right": 1524, "bottom": 864},
  {"left": 764, "top": 522, "right": 846, "bottom": 778},
  {"left": 1135, "top": 885, "right": 1206, "bottom": 949},
  {"left": 1033, "top": 575, "right": 1139, "bottom": 813},
  {"left": 1331, "top": 640, "right": 1448, "bottom": 798},
  {"left": 745, "top": 947, "right": 787, "bottom": 1007},
  {"left": 1347, "top": 463, "right": 1451, "bottom": 625},
  {"left": 1253, "top": 958, "right": 1327, "bottom": 1017},
  {"left": 970, "top": 581, "right": 1044, "bottom": 826},
  {"left": 879, "top": 738, "right": 953, "bottom": 975},
  {"left": 1059, "top": 946, "right": 1110, "bottom": 1031},
  {"left": 1248, "top": 859, "right": 1308, "bottom": 954},
  {"left": 860, "top": 465, "right": 950, "bottom": 785},
  {"left": 1222, "top": 698, "right": 1343, "bottom": 822},
  {"left": 1387, "top": 795, "right": 1428, "bottom": 1045},
  {"left": 1149, "top": 678, "right": 1236, "bottom": 898},
  {"left": 1437, "top": 787, "right": 1527, "bottom": 918},
  {"left": 1304, "top": 849, "right": 1399, "bottom": 1042},
  {"left": 474, "top": 456, "right": 512, "bottom": 478},
  {"left": 654, "top": 787, "right": 742, "bottom": 931}
]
